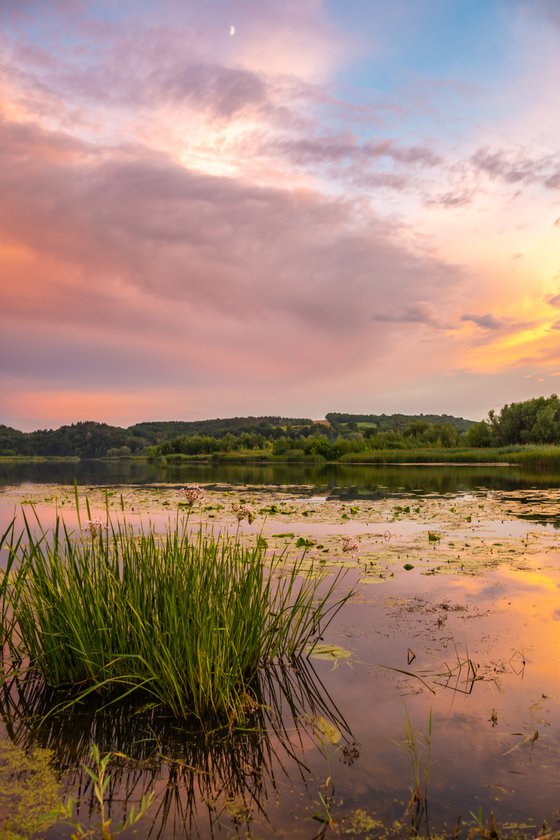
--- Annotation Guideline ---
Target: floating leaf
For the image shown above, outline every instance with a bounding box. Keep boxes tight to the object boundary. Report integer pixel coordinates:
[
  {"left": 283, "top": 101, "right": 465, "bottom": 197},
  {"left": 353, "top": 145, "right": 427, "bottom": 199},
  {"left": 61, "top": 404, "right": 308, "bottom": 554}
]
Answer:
[
  {"left": 308, "top": 714, "right": 342, "bottom": 745},
  {"left": 503, "top": 730, "right": 538, "bottom": 756},
  {"left": 309, "top": 643, "right": 352, "bottom": 665}
]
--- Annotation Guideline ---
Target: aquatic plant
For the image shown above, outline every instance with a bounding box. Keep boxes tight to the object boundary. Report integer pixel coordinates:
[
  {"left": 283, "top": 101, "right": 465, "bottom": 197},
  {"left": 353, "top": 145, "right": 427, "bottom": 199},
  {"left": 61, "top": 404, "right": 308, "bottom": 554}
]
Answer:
[
  {"left": 342, "top": 535, "right": 360, "bottom": 555},
  {"left": 0, "top": 741, "right": 61, "bottom": 838},
  {"left": 0, "top": 518, "right": 25, "bottom": 664},
  {"left": 0, "top": 657, "right": 353, "bottom": 839},
  {"left": 178, "top": 484, "right": 205, "bottom": 506},
  {"left": 232, "top": 502, "right": 255, "bottom": 523},
  {"left": 6, "top": 507, "right": 351, "bottom": 723},
  {"left": 397, "top": 708, "right": 433, "bottom": 835},
  {"left": 61, "top": 744, "right": 153, "bottom": 839}
]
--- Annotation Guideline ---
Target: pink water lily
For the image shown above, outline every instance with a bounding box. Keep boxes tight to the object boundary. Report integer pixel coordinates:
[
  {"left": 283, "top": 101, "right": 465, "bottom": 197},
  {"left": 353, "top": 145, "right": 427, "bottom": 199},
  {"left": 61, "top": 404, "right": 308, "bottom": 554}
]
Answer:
[
  {"left": 342, "top": 535, "right": 360, "bottom": 554},
  {"left": 232, "top": 502, "right": 255, "bottom": 524},
  {"left": 179, "top": 484, "right": 205, "bottom": 506}
]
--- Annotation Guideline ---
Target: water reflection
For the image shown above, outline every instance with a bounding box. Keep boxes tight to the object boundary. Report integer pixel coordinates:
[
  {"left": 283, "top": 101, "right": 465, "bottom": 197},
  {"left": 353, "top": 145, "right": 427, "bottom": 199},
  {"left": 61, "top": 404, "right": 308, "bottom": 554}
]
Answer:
[
  {"left": 2, "top": 459, "right": 560, "bottom": 497},
  {"left": 0, "top": 659, "right": 354, "bottom": 838}
]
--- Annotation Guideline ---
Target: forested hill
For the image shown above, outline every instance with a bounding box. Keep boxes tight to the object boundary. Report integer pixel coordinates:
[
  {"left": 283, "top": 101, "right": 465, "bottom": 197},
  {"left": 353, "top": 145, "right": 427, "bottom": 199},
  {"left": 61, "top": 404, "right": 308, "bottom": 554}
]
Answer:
[
  {"left": 326, "top": 412, "right": 474, "bottom": 432},
  {"left": 6, "top": 397, "right": 560, "bottom": 457},
  {"left": 0, "top": 412, "right": 474, "bottom": 457},
  {"left": 0, "top": 416, "right": 314, "bottom": 457}
]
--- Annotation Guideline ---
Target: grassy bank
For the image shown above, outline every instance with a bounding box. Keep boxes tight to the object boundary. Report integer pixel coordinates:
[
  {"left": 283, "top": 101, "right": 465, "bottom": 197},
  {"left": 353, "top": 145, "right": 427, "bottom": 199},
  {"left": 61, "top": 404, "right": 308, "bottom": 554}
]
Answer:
[
  {"left": 0, "top": 506, "right": 350, "bottom": 724},
  {"left": 339, "top": 446, "right": 518, "bottom": 464},
  {"left": 157, "top": 443, "right": 560, "bottom": 468},
  {"left": 4, "top": 443, "right": 560, "bottom": 469},
  {"left": 0, "top": 455, "right": 80, "bottom": 463},
  {"left": 341, "top": 444, "right": 560, "bottom": 467}
]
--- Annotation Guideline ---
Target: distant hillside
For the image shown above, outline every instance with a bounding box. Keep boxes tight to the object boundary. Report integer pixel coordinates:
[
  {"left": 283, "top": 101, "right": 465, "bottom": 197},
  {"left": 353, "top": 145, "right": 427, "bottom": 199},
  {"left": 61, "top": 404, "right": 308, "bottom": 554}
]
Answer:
[
  {"left": 130, "top": 416, "right": 314, "bottom": 442},
  {"left": 0, "top": 412, "right": 477, "bottom": 457},
  {"left": 4, "top": 399, "right": 560, "bottom": 458},
  {"left": 326, "top": 412, "right": 475, "bottom": 432},
  {"left": 0, "top": 417, "right": 315, "bottom": 457}
]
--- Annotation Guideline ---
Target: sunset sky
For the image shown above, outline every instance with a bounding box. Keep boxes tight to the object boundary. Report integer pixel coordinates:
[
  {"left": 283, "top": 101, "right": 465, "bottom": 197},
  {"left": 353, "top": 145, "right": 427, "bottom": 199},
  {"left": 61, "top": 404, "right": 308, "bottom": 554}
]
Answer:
[{"left": 2, "top": 0, "right": 560, "bottom": 431}]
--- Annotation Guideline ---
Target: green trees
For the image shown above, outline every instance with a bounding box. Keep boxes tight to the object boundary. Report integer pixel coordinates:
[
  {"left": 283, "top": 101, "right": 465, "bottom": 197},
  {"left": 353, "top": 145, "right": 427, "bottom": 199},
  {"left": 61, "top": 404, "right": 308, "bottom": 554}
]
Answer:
[
  {"left": 488, "top": 395, "right": 560, "bottom": 445},
  {"left": 457, "top": 395, "right": 560, "bottom": 447},
  {"left": 461, "top": 421, "right": 492, "bottom": 448},
  {"left": 4, "top": 400, "right": 560, "bottom": 458}
]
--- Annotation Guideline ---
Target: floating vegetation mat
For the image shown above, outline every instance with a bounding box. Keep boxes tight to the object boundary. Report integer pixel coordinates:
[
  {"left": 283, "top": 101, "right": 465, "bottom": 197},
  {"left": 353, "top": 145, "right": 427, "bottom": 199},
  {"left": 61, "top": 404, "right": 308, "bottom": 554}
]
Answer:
[{"left": 2, "top": 483, "right": 559, "bottom": 582}]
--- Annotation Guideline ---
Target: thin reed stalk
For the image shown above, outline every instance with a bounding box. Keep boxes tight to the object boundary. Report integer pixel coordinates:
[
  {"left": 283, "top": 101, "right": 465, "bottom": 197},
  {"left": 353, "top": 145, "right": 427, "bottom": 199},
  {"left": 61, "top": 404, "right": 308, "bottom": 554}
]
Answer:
[{"left": 0, "top": 518, "right": 27, "bottom": 667}]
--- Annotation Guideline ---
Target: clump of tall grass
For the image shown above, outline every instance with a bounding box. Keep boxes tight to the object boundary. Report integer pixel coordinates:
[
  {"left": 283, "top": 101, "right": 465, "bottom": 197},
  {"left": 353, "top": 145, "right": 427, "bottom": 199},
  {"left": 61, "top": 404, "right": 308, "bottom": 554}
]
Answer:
[
  {"left": 509, "top": 445, "right": 560, "bottom": 470},
  {"left": 0, "top": 518, "right": 23, "bottom": 661},
  {"left": 4, "top": 508, "right": 350, "bottom": 723}
]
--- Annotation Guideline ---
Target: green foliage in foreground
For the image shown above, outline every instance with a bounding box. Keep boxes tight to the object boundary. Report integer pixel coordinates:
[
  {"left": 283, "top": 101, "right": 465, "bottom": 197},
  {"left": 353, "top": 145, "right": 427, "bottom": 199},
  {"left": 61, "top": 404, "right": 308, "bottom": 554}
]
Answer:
[{"left": 1, "top": 511, "right": 350, "bottom": 723}]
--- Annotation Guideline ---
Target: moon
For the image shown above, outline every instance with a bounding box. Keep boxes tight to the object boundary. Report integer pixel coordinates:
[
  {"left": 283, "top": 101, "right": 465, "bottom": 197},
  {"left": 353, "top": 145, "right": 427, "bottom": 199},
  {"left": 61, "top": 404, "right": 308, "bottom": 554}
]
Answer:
[{"left": 229, "top": 25, "right": 235, "bottom": 35}]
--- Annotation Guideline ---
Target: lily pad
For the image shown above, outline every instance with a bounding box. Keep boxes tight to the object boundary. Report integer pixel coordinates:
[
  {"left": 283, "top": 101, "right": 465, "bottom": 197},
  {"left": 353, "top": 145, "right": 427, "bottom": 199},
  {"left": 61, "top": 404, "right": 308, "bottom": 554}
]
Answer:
[
  {"left": 307, "top": 714, "right": 342, "bottom": 745},
  {"left": 308, "top": 643, "right": 352, "bottom": 663}
]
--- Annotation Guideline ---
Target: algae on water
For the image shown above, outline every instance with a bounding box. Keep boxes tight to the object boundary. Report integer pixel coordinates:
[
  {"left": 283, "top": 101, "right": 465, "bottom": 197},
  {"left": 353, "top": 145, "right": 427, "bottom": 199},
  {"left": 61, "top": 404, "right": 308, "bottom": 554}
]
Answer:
[{"left": 0, "top": 742, "right": 62, "bottom": 839}]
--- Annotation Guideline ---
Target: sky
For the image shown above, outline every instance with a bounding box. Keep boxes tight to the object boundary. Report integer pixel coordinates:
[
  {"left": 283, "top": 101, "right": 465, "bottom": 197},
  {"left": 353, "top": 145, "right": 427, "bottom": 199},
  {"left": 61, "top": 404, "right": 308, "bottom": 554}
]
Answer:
[{"left": 1, "top": 0, "right": 560, "bottom": 431}]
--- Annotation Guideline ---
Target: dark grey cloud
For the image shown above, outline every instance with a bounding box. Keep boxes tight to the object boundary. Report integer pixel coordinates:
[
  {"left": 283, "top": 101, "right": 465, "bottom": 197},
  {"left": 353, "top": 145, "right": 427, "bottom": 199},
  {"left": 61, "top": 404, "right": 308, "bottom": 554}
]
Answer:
[
  {"left": 165, "top": 63, "right": 267, "bottom": 117},
  {"left": 372, "top": 303, "right": 444, "bottom": 328},
  {"left": 2, "top": 14, "right": 274, "bottom": 124},
  {"left": 533, "top": 0, "right": 560, "bottom": 29},
  {"left": 270, "top": 134, "right": 441, "bottom": 168},
  {"left": 471, "top": 147, "right": 560, "bottom": 190},
  {"left": 461, "top": 313, "right": 503, "bottom": 330},
  {"left": 55, "top": 57, "right": 270, "bottom": 119},
  {"left": 426, "top": 189, "right": 475, "bottom": 208},
  {"left": 0, "top": 0, "right": 83, "bottom": 22}
]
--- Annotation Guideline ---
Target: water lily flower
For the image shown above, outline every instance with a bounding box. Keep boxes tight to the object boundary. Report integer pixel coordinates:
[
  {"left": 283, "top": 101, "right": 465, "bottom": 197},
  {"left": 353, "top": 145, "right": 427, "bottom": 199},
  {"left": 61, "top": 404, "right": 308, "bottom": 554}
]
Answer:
[
  {"left": 179, "top": 484, "right": 205, "bottom": 506},
  {"left": 342, "top": 535, "right": 360, "bottom": 554},
  {"left": 232, "top": 502, "right": 255, "bottom": 524},
  {"left": 83, "top": 518, "right": 106, "bottom": 537}
]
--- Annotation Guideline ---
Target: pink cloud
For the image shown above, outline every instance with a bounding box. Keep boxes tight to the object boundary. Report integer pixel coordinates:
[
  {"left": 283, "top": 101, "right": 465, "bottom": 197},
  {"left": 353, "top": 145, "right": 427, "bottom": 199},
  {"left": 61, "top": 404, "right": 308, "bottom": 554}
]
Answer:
[
  {"left": 0, "top": 113, "right": 462, "bottom": 423},
  {"left": 471, "top": 147, "right": 560, "bottom": 190}
]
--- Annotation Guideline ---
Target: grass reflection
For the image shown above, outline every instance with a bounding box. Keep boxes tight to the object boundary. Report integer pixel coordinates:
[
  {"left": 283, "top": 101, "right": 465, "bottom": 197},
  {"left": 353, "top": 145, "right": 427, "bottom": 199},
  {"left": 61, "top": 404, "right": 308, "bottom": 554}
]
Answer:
[{"left": 0, "top": 659, "right": 354, "bottom": 838}]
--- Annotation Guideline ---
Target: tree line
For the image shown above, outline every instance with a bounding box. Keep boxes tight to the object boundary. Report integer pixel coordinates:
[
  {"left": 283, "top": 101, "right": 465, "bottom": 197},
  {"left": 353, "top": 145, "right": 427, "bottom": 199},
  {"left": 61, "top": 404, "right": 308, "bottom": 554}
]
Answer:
[
  {"left": 2, "top": 397, "right": 560, "bottom": 458},
  {"left": 0, "top": 417, "right": 314, "bottom": 457}
]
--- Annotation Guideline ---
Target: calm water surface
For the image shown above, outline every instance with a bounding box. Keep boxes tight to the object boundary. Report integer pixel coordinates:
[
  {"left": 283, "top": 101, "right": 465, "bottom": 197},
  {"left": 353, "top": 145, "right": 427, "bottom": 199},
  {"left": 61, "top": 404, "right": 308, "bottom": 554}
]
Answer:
[
  {"left": 1, "top": 462, "right": 560, "bottom": 838},
  {"left": 2, "top": 458, "right": 560, "bottom": 496}
]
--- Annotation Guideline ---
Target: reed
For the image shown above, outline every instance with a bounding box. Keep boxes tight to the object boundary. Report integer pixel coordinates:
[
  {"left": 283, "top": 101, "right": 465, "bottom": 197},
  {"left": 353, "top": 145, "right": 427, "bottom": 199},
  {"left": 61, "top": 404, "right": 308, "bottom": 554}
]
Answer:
[
  {"left": 0, "top": 517, "right": 25, "bottom": 664},
  {"left": 8, "top": 509, "right": 351, "bottom": 723}
]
